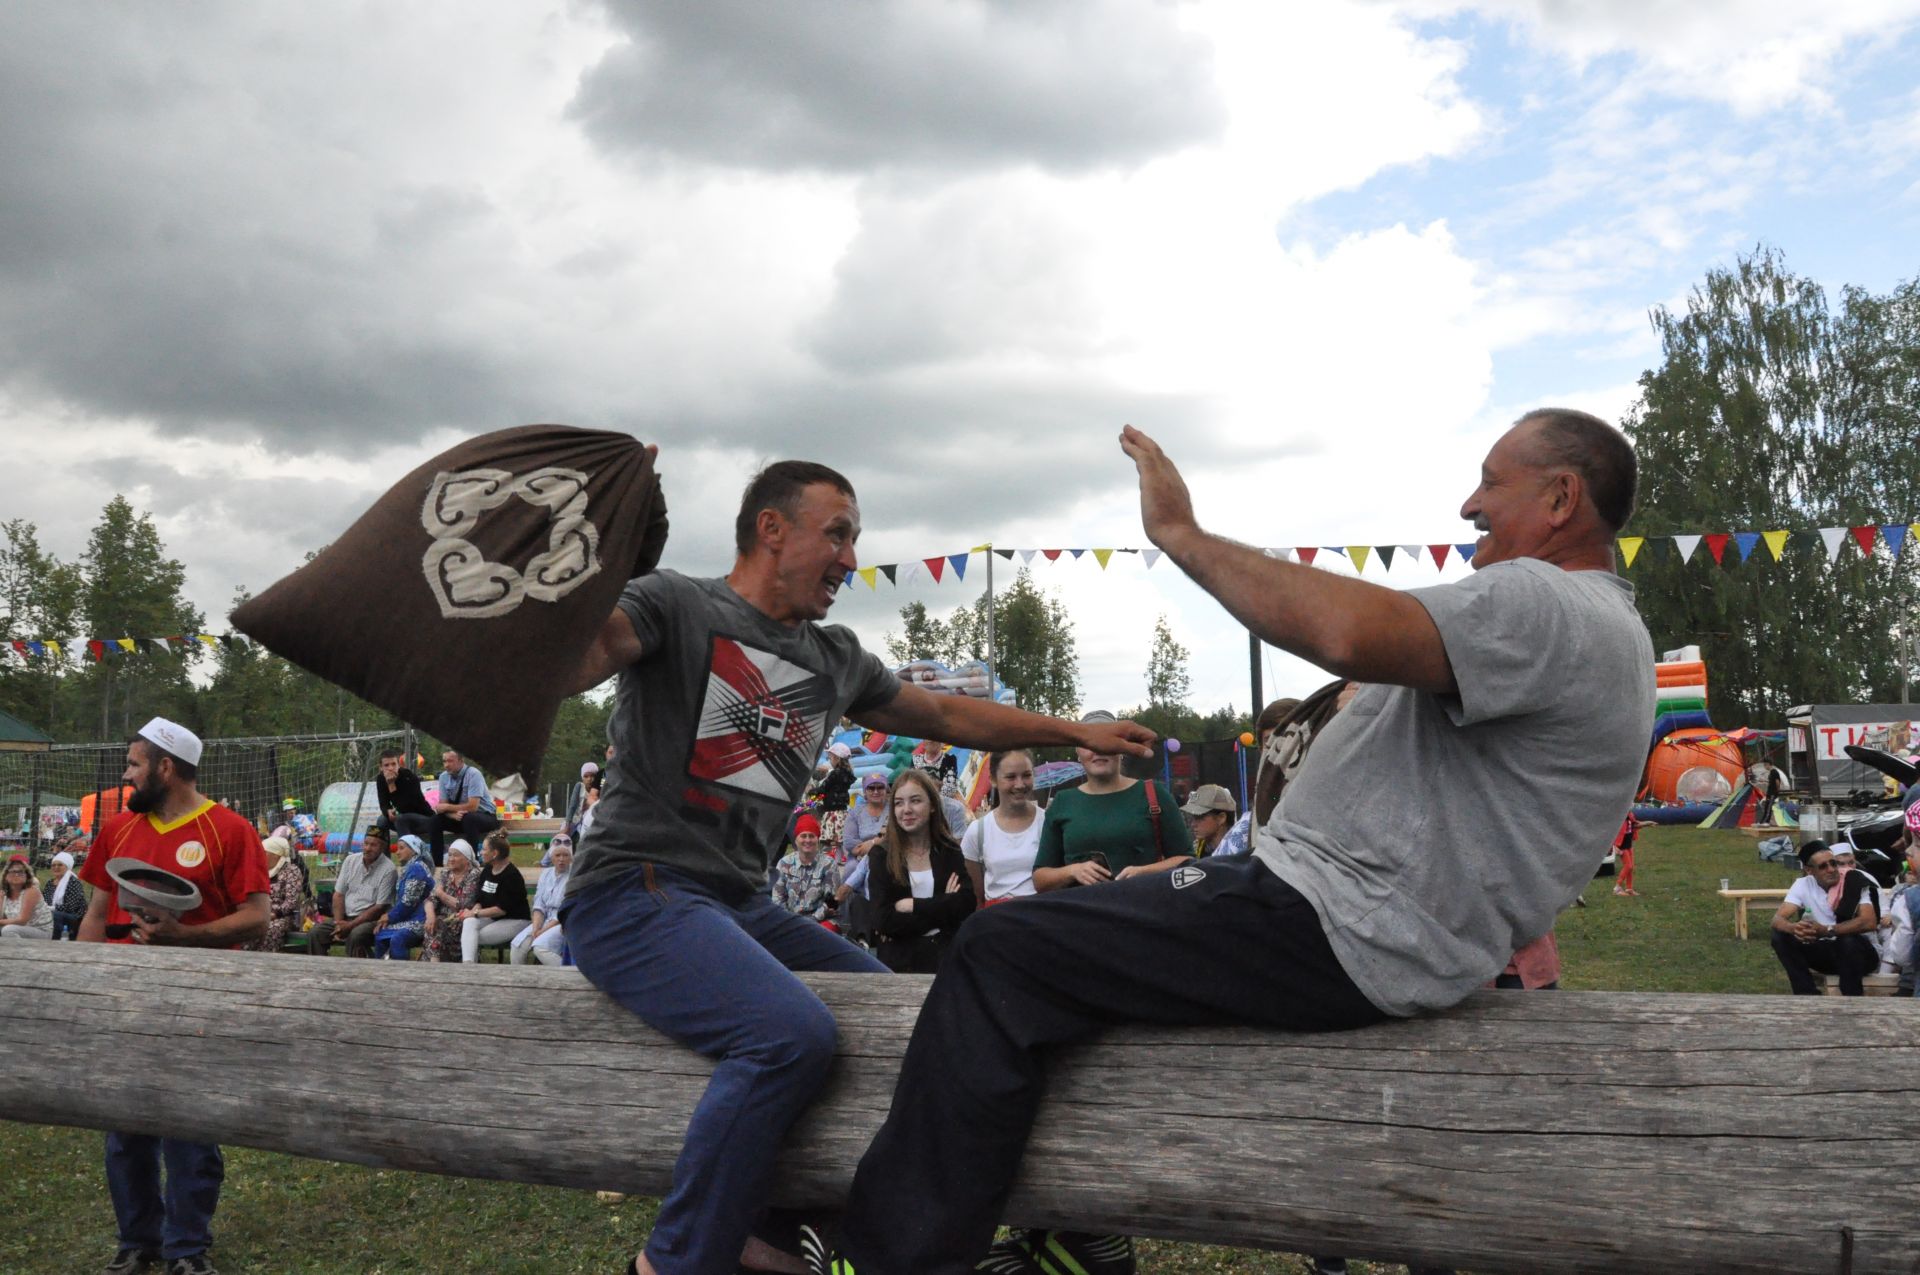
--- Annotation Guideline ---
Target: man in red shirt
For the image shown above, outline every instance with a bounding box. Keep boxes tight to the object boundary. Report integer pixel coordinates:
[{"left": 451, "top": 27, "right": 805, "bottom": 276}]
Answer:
[{"left": 77, "top": 718, "right": 269, "bottom": 1275}]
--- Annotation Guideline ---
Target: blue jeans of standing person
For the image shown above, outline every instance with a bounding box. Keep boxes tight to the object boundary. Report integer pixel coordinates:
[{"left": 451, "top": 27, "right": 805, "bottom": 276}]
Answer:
[
  {"left": 103, "top": 1133, "right": 224, "bottom": 1262},
  {"left": 562, "top": 863, "right": 888, "bottom": 1275}
]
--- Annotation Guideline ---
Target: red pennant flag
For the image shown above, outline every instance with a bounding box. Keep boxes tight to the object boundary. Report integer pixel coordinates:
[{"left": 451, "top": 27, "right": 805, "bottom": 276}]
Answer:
[
  {"left": 8, "top": 640, "right": 25, "bottom": 657},
  {"left": 1704, "top": 533, "right": 1729, "bottom": 564},
  {"left": 1042, "top": 549, "right": 1063, "bottom": 561},
  {"left": 1297, "top": 547, "right": 1319, "bottom": 566},
  {"left": 924, "top": 556, "right": 946, "bottom": 582},
  {"left": 87, "top": 640, "right": 106, "bottom": 662},
  {"left": 1427, "top": 544, "right": 1451, "bottom": 568},
  {"left": 1851, "top": 525, "right": 1878, "bottom": 556}
]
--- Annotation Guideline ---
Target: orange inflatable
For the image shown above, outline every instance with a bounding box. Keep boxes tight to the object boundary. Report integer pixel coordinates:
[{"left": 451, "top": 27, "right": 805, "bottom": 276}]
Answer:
[
  {"left": 1642, "top": 729, "right": 1744, "bottom": 803},
  {"left": 80, "top": 786, "right": 134, "bottom": 833}
]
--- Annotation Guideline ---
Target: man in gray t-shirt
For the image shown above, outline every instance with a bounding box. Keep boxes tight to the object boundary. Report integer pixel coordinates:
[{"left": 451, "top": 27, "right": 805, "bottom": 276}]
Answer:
[
  {"left": 822, "top": 409, "right": 1658, "bottom": 1275},
  {"left": 558, "top": 457, "right": 1154, "bottom": 1275}
]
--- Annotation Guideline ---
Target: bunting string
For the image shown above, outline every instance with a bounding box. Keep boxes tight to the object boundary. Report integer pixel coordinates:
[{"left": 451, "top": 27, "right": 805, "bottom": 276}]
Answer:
[{"left": 3, "top": 633, "right": 252, "bottom": 666}]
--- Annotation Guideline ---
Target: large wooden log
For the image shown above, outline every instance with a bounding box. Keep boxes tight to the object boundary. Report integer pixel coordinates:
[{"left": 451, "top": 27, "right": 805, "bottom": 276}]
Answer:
[{"left": 3, "top": 942, "right": 1914, "bottom": 1274}]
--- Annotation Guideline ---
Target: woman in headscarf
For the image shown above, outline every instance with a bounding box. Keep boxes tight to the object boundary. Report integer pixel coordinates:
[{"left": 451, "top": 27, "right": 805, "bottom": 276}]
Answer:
[
  {"left": 44, "top": 849, "right": 88, "bottom": 941},
  {"left": 0, "top": 855, "right": 52, "bottom": 939},
  {"left": 374, "top": 834, "right": 435, "bottom": 960},
  {"left": 423, "top": 838, "right": 482, "bottom": 962},
  {"left": 245, "top": 836, "right": 311, "bottom": 953}
]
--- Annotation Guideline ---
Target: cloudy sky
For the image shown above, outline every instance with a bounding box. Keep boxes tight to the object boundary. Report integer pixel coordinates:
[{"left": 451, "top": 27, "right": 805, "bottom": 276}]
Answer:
[{"left": 6, "top": 0, "right": 1920, "bottom": 718}]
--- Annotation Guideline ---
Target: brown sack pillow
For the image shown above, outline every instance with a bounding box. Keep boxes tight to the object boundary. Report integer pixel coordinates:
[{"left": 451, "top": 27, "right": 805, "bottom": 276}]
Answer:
[{"left": 233, "top": 425, "right": 667, "bottom": 781}]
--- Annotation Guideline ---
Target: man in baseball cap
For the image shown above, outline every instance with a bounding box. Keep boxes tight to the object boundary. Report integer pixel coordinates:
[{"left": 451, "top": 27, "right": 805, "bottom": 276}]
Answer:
[{"left": 1180, "top": 784, "right": 1237, "bottom": 857}]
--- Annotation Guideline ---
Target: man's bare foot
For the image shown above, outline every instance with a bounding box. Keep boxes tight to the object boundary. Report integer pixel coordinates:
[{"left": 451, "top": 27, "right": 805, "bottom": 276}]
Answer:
[{"left": 741, "top": 1234, "right": 808, "bottom": 1274}]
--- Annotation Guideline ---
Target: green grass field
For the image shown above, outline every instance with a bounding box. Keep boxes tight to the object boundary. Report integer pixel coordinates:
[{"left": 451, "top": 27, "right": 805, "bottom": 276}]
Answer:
[{"left": 0, "top": 827, "right": 1815, "bottom": 1274}]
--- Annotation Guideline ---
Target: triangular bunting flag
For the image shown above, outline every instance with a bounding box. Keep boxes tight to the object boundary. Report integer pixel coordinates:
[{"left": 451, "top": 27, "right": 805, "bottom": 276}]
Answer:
[
  {"left": 900, "top": 561, "right": 923, "bottom": 584},
  {"left": 879, "top": 563, "right": 897, "bottom": 585},
  {"left": 858, "top": 567, "right": 878, "bottom": 589},
  {"left": 1674, "top": 534, "right": 1702, "bottom": 564},
  {"left": 1042, "top": 550, "right": 1062, "bottom": 562},
  {"left": 150, "top": 637, "right": 171, "bottom": 654},
  {"left": 197, "top": 633, "right": 220, "bottom": 648},
  {"left": 1141, "top": 549, "right": 1162, "bottom": 569},
  {"left": 1819, "top": 527, "right": 1846, "bottom": 563},
  {"left": 1427, "top": 544, "right": 1450, "bottom": 568},
  {"left": 1704, "top": 533, "right": 1729, "bottom": 564},
  {"left": 844, "top": 570, "right": 855, "bottom": 588},
  {"left": 970, "top": 544, "right": 991, "bottom": 554},
  {"left": 994, "top": 549, "right": 1014, "bottom": 560},
  {"left": 26, "top": 640, "right": 44, "bottom": 657},
  {"left": 1347, "top": 546, "right": 1371, "bottom": 574},
  {"left": 1376, "top": 545, "right": 1396, "bottom": 571},
  {"left": 948, "top": 553, "right": 968, "bottom": 580},
  {"left": 1399, "top": 544, "right": 1421, "bottom": 565},
  {"left": 1850, "top": 525, "right": 1878, "bottom": 557},
  {"left": 924, "top": 557, "right": 946, "bottom": 582},
  {"left": 1618, "top": 536, "right": 1644, "bottom": 568},
  {"left": 1762, "top": 530, "right": 1789, "bottom": 561},
  {"left": 1732, "top": 532, "right": 1759, "bottom": 563},
  {"left": 1018, "top": 549, "right": 1036, "bottom": 565},
  {"left": 1297, "top": 547, "right": 1319, "bottom": 566},
  {"left": 116, "top": 637, "right": 137, "bottom": 653},
  {"left": 1093, "top": 549, "right": 1113, "bottom": 569},
  {"left": 1068, "top": 549, "right": 1085, "bottom": 560},
  {"left": 1455, "top": 543, "right": 1476, "bottom": 563},
  {"left": 8, "top": 640, "right": 24, "bottom": 657},
  {"left": 1883, "top": 525, "right": 1908, "bottom": 558},
  {"left": 44, "top": 640, "right": 62, "bottom": 661},
  {"left": 87, "top": 639, "right": 106, "bottom": 662}
]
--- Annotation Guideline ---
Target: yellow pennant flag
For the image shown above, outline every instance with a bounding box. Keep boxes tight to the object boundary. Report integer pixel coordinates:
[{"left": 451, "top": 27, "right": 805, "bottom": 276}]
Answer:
[
  {"left": 1762, "top": 529, "right": 1790, "bottom": 561},
  {"left": 197, "top": 633, "right": 220, "bottom": 647},
  {"left": 116, "top": 637, "right": 137, "bottom": 653},
  {"left": 1346, "top": 545, "right": 1371, "bottom": 574},
  {"left": 44, "top": 641, "right": 62, "bottom": 660},
  {"left": 970, "top": 543, "right": 992, "bottom": 554},
  {"left": 1618, "top": 536, "right": 1643, "bottom": 567},
  {"left": 858, "top": 567, "right": 878, "bottom": 589},
  {"left": 1092, "top": 549, "right": 1113, "bottom": 569}
]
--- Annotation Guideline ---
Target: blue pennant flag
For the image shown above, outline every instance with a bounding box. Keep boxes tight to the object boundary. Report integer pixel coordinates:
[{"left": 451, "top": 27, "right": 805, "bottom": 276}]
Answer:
[
  {"left": 948, "top": 553, "right": 968, "bottom": 580},
  {"left": 1733, "top": 531, "right": 1760, "bottom": 562},
  {"left": 1455, "top": 543, "right": 1476, "bottom": 563},
  {"left": 1883, "top": 524, "right": 1908, "bottom": 558}
]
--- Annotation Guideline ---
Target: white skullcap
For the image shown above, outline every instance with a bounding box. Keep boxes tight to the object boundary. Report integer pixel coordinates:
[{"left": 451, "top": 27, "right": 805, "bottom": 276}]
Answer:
[{"left": 138, "top": 717, "right": 203, "bottom": 767}]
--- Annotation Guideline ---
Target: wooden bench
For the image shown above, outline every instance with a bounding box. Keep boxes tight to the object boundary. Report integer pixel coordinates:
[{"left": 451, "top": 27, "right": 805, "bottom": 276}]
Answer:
[
  {"left": 1813, "top": 972, "right": 1904, "bottom": 996},
  {"left": 6, "top": 943, "right": 1920, "bottom": 1273},
  {"left": 1717, "top": 886, "right": 1789, "bottom": 939}
]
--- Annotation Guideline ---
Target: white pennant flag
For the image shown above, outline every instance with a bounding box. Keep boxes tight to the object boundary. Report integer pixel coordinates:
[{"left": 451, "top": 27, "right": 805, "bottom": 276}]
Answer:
[
  {"left": 1673, "top": 534, "right": 1702, "bottom": 564},
  {"left": 1399, "top": 544, "right": 1421, "bottom": 569},
  {"left": 151, "top": 637, "right": 171, "bottom": 654},
  {"left": 1264, "top": 547, "right": 1296, "bottom": 562},
  {"left": 1141, "top": 549, "right": 1162, "bottom": 569},
  {"left": 1018, "top": 549, "right": 1036, "bottom": 565},
  {"left": 1819, "top": 527, "right": 1847, "bottom": 563}
]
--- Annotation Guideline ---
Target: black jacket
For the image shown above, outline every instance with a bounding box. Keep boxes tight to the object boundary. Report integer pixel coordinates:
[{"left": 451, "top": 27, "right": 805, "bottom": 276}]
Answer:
[
  {"left": 870, "top": 840, "right": 976, "bottom": 973},
  {"left": 377, "top": 768, "right": 433, "bottom": 818}
]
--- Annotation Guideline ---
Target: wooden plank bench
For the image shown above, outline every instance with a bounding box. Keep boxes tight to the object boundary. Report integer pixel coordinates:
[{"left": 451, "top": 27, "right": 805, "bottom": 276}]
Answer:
[
  {"left": 1812, "top": 972, "right": 1904, "bottom": 996},
  {"left": 1716, "top": 887, "right": 1789, "bottom": 939},
  {"left": 5, "top": 943, "right": 1920, "bottom": 1273}
]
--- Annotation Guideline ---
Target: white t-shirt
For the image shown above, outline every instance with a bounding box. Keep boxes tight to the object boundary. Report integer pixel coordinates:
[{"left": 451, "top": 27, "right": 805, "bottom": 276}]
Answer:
[
  {"left": 960, "top": 806, "right": 1046, "bottom": 900},
  {"left": 1785, "top": 876, "right": 1840, "bottom": 927}
]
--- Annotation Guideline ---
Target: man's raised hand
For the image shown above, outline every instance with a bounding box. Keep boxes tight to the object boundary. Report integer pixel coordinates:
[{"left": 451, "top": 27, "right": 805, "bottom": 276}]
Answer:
[{"left": 1119, "top": 424, "right": 1198, "bottom": 552}]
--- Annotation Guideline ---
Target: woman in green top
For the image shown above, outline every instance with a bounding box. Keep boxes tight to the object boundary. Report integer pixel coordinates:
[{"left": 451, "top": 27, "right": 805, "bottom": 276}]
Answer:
[{"left": 1032, "top": 710, "right": 1190, "bottom": 891}]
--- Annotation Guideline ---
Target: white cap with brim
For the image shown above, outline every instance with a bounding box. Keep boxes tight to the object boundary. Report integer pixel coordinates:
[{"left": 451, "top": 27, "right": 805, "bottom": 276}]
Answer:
[{"left": 137, "top": 717, "right": 203, "bottom": 767}]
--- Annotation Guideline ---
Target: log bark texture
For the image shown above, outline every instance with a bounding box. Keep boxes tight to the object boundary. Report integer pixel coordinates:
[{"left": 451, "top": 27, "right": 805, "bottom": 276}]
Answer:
[{"left": 3, "top": 942, "right": 1915, "bottom": 1274}]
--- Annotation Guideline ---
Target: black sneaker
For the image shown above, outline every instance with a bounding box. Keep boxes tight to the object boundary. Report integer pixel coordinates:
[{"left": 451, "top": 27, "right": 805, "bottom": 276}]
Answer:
[
  {"left": 979, "top": 1230, "right": 1135, "bottom": 1275},
  {"left": 168, "top": 1256, "right": 219, "bottom": 1275},
  {"left": 102, "top": 1250, "right": 159, "bottom": 1275},
  {"left": 798, "top": 1222, "right": 857, "bottom": 1275}
]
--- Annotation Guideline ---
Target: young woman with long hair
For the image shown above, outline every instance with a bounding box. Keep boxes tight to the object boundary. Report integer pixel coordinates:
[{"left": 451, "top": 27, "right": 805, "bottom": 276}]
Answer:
[
  {"left": 870, "top": 768, "right": 976, "bottom": 973},
  {"left": 960, "top": 750, "right": 1044, "bottom": 905}
]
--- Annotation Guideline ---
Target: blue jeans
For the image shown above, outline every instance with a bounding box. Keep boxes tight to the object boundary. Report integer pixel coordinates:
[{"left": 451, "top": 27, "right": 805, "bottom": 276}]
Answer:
[
  {"left": 103, "top": 1133, "right": 224, "bottom": 1260},
  {"left": 563, "top": 864, "right": 886, "bottom": 1275}
]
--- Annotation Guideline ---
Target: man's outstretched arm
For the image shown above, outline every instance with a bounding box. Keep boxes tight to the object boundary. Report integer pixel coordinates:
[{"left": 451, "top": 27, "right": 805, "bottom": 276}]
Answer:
[
  {"left": 858, "top": 684, "right": 1157, "bottom": 759},
  {"left": 567, "top": 607, "right": 647, "bottom": 696},
  {"left": 1120, "top": 425, "right": 1456, "bottom": 695}
]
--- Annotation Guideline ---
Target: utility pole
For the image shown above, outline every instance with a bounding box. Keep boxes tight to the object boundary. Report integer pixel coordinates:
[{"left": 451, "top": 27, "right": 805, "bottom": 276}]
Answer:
[
  {"left": 984, "top": 544, "right": 996, "bottom": 697},
  {"left": 1249, "top": 631, "right": 1262, "bottom": 716}
]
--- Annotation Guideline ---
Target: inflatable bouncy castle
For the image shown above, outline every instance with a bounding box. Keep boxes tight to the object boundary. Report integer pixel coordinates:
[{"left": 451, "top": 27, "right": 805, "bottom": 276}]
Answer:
[
  {"left": 820, "top": 659, "right": 1015, "bottom": 815},
  {"left": 1636, "top": 646, "right": 1747, "bottom": 822}
]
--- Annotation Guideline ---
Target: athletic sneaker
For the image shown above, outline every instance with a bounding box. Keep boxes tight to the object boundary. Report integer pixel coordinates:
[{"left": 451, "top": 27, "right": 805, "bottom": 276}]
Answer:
[
  {"left": 102, "top": 1250, "right": 159, "bottom": 1275},
  {"left": 799, "top": 1222, "right": 855, "bottom": 1275},
  {"left": 168, "top": 1256, "right": 219, "bottom": 1275},
  {"left": 978, "top": 1228, "right": 1137, "bottom": 1275}
]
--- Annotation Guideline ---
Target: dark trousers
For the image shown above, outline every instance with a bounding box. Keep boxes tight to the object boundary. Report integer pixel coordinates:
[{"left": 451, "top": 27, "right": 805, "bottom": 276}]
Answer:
[
  {"left": 379, "top": 812, "right": 439, "bottom": 860},
  {"left": 306, "top": 917, "right": 377, "bottom": 957},
  {"left": 838, "top": 857, "right": 1386, "bottom": 1275},
  {"left": 1771, "top": 928, "right": 1878, "bottom": 995},
  {"left": 104, "top": 1133, "right": 224, "bottom": 1261},
  {"left": 563, "top": 864, "right": 888, "bottom": 1275},
  {"left": 51, "top": 912, "right": 83, "bottom": 940},
  {"left": 427, "top": 809, "right": 499, "bottom": 865}
]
